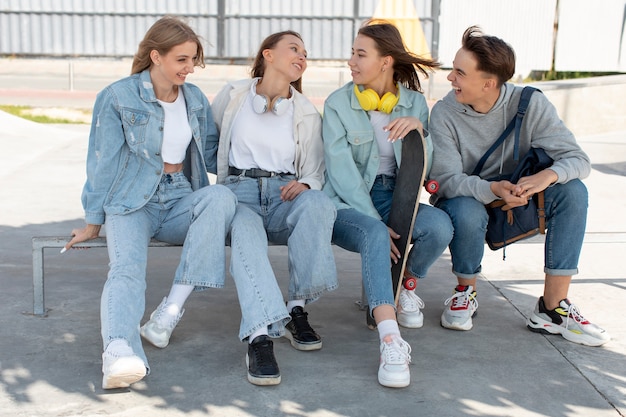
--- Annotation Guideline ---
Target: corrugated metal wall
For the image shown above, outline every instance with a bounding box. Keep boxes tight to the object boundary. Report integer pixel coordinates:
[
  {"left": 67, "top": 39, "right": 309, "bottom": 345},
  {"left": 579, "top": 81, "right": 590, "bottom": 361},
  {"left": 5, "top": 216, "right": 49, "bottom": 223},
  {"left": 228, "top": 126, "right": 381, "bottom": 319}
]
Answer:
[
  {"left": 437, "top": 0, "right": 557, "bottom": 76},
  {"left": 2, "top": 0, "right": 625, "bottom": 73},
  {"left": 0, "top": 0, "right": 436, "bottom": 62}
]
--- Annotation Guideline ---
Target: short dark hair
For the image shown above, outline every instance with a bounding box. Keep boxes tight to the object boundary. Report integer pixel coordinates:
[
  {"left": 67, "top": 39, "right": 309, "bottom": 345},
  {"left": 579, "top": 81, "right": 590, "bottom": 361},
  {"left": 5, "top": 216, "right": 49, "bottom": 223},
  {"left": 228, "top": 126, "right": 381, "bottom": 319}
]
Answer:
[{"left": 461, "top": 26, "right": 515, "bottom": 87}]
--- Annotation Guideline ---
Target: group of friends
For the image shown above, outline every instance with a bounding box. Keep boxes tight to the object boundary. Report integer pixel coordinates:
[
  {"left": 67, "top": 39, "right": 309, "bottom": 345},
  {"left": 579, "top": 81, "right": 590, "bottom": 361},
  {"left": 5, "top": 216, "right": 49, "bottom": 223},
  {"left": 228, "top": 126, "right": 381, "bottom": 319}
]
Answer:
[{"left": 62, "top": 16, "right": 611, "bottom": 390}]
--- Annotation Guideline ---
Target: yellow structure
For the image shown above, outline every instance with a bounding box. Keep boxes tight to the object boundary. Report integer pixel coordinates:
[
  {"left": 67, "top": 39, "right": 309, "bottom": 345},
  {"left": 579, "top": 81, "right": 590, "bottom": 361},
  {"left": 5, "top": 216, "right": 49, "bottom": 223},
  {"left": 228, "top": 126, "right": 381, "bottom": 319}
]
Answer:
[{"left": 373, "top": 0, "right": 431, "bottom": 58}]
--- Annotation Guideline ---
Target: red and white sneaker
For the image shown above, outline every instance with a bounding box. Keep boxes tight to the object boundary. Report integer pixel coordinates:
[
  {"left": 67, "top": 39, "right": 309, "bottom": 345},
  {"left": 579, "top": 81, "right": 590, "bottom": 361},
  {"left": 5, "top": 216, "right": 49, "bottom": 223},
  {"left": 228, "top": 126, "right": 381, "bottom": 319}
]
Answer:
[{"left": 440, "top": 285, "right": 477, "bottom": 331}]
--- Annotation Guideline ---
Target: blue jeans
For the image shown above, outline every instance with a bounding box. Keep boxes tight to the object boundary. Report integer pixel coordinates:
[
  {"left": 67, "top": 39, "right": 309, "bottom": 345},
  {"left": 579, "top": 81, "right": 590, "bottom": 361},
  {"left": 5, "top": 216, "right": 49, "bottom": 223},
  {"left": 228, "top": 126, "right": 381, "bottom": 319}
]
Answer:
[
  {"left": 332, "top": 175, "right": 453, "bottom": 312},
  {"left": 436, "top": 179, "right": 587, "bottom": 278},
  {"left": 224, "top": 174, "right": 338, "bottom": 340},
  {"left": 103, "top": 173, "right": 237, "bottom": 370}
]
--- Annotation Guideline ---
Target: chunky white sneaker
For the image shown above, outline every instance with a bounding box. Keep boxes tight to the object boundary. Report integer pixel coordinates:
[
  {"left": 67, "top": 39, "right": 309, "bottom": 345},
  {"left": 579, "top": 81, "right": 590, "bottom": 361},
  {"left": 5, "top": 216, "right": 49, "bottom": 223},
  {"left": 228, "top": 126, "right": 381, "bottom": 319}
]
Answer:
[
  {"left": 140, "top": 297, "right": 185, "bottom": 348},
  {"left": 441, "top": 285, "right": 478, "bottom": 331},
  {"left": 378, "top": 335, "right": 411, "bottom": 388},
  {"left": 527, "top": 297, "right": 610, "bottom": 347},
  {"left": 102, "top": 350, "right": 146, "bottom": 390},
  {"left": 397, "top": 288, "right": 425, "bottom": 328}
]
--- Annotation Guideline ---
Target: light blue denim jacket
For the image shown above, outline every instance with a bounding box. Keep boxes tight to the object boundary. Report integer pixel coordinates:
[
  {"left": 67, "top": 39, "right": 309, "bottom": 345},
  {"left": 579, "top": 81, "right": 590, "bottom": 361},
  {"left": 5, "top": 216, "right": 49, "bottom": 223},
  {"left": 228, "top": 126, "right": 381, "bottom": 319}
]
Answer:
[
  {"left": 322, "top": 81, "right": 433, "bottom": 220},
  {"left": 81, "top": 69, "right": 218, "bottom": 225}
]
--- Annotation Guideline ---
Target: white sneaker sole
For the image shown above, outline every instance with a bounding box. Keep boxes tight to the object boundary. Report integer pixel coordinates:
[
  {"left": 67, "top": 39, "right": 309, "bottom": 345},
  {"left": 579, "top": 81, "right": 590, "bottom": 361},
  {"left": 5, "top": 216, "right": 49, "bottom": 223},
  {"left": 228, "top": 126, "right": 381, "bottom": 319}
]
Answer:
[
  {"left": 378, "top": 372, "right": 410, "bottom": 388},
  {"left": 397, "top": 311, "right": 424, "bottom": 329},
  {"left": 441, "top": 314, "right": 473, "bottom": 331},
  {"left": 140, "top": 324, "right": 170, "bottom": 348},
  {"left": 527, "top": 315, "right": 610, "bottom": 347},
  {"left": 245, "top": 354, "right": 281, "bottom": 386},
  {"left": 102, "top": 356, "right": 146, "bottom": 389},
  {"left": 283, "top": 331, "right": 323, "bottom": 351}
]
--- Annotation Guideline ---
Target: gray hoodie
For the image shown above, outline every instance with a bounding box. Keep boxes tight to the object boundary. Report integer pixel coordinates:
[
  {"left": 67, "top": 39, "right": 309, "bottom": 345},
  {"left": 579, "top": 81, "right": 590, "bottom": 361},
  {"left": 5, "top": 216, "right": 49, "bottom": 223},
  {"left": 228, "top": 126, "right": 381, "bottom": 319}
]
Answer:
[{"left": 429, "top": 83, "right": 590, "bottom": 205}]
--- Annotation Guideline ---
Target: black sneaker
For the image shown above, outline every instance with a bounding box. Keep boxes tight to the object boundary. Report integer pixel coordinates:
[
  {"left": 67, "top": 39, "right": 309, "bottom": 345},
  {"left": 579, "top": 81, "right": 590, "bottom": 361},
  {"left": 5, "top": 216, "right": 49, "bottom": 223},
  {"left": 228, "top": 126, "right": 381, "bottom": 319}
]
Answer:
[
  {"left": 527, "top": 297, "right": 610, "bottom": 347},
  {"left": 246, "top": 335, "right": 281, "bottom": 386},
  {"left": 285, "top": 306, "right": 322, "bottom": 351}
]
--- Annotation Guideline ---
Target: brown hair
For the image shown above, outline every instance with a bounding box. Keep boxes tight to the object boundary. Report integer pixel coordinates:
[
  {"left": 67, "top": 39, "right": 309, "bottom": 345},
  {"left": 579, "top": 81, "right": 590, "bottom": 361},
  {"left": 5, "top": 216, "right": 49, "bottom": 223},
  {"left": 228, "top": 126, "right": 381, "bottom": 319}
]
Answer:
[
  {"left": 358, "top": 19, "right": 440, "bottom": 93},
  {"left": 251, "top": 30, "right": 304, "bottom": 93},
  {"left": 461, "top": 26, "right": 515, "bottom": 87},
  {"left": 131, "top": 16, "right": 205, "bottom": 75}
]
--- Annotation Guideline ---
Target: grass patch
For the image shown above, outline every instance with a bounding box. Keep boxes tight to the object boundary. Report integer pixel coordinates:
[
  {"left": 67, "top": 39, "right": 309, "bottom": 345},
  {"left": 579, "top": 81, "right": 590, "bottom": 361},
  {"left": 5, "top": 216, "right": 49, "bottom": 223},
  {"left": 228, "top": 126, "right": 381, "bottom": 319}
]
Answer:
[{"left": 0, "top": 104, "right": 90, "bottom": 124}]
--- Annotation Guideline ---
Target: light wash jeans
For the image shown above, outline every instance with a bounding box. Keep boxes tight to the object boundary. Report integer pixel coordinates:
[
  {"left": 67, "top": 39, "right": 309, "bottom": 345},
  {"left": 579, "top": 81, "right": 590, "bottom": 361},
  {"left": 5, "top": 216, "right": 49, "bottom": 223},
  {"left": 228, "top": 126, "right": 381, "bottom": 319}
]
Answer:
[
  {"left": 103, "top": 172, "right": 237, "bottom": 370},
  {"left": 332, "top": 175, "right": 453, "bottom": 313},
  {"left": 224, "top": 174, "right": 338, "bottom": 340},
  {"left": 436, "top": 179, "right": 588, "bottom": 278}
]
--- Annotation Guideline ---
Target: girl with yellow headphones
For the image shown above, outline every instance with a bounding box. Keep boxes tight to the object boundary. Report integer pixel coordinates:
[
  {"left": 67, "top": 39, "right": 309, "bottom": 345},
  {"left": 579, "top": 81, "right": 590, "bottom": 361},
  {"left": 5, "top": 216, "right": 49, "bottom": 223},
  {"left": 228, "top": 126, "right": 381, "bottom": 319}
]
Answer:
[{"left": 322, "top": 19, "right": 454, "bottom": 388}]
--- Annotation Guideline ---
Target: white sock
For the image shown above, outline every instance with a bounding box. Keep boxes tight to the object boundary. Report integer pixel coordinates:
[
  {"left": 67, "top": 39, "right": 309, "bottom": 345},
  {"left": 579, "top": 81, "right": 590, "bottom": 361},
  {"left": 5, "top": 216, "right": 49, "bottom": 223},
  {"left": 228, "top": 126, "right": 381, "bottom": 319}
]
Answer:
[
  {"left": 165, "top": 284, "right": 194, "bottom": 313},
  {"left": 377, "top": 319, "right": 401, "bottom": 342},
  {"left": 249, "top": 326, "right": 269, "bottom": 344},
  {"left": 286, "top": 299, "right": 305, "bottom": 311},
  {"left": 105, "top": 339, "right": 134, "bottom": 357}
]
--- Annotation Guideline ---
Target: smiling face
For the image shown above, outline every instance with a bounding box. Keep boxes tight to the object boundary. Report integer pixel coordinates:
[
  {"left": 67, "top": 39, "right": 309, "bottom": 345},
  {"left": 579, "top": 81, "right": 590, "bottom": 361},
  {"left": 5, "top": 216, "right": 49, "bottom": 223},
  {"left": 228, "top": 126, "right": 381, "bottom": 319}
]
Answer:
[
  {"left": 447, "top": 47, "right": 499, "bottom": 113},
  {"left": 348, "top": 34, "right": 388, "bottom": 90},
  {"left": 150, "top": 40, "right": 198, "bottom": 89},
  {"left": 264, "top": 34, "right": 307, "bottom": 82}
]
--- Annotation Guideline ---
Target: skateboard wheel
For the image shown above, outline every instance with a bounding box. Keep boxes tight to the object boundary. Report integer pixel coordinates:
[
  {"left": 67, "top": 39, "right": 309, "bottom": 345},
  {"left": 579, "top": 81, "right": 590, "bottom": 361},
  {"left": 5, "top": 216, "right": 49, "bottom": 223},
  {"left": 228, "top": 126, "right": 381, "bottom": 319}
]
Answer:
[
  {"left": 403, "top": 277, "right": 417, "bottom": 290},
  {"left": 425, "top": 180, "right": 439, "bottom": 193}
]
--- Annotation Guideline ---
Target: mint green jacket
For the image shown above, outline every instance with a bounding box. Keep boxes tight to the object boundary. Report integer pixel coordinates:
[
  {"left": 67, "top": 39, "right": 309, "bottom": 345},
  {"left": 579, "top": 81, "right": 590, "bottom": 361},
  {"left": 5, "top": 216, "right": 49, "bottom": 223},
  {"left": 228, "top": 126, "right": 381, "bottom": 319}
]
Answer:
[{"left": 322, "top": 82, "right": 432, "bottom": 220}]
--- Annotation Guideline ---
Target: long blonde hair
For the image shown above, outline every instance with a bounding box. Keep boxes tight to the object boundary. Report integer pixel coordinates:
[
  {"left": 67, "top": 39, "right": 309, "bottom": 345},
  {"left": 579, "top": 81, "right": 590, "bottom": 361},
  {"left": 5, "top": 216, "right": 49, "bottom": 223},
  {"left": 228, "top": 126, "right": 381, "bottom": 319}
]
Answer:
[{"left": 131, "top": 16, "right": 205, "bottom": 75}]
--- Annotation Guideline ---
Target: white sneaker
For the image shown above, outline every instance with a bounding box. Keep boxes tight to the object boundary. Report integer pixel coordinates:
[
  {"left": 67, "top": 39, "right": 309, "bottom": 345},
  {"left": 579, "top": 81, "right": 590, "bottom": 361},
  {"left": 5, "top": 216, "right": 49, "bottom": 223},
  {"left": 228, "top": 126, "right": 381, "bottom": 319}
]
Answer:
[
  {"left": 140, "top": 297, "right": 185, "bottom": 348},
  {"left": 378, "top": 335, "right": 411, "bottom": 388},
  {"left": 441, "top": 285, "right": 478, "bottom": 331},
  {"left": 102, "top": 350, "right": 146, "bottom": 390},
  {"left": 397, "top": 288, "right": 425, "bottom": 328}
]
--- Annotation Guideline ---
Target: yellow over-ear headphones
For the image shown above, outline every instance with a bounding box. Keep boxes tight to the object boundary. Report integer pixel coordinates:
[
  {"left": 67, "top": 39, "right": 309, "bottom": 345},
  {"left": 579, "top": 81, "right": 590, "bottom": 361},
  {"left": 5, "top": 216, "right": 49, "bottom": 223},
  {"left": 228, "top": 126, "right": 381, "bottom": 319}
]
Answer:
[{"left": 353, "top": 84, "right": 400, "bottom": 114}]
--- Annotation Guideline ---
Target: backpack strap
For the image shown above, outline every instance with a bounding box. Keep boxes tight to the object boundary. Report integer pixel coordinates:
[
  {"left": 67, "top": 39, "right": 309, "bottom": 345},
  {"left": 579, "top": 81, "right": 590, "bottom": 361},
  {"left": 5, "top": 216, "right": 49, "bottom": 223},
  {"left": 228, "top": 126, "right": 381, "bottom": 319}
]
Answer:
[{"left": 471, "top": 86, "right": 539, "bottom": 177}]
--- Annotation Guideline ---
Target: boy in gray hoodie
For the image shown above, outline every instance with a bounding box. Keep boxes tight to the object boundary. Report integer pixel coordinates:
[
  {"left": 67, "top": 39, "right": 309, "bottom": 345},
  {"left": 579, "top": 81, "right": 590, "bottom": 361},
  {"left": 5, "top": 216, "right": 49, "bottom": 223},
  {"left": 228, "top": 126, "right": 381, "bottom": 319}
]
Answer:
[{"left": 429, "top": 26, "right": 609, "bottom": 347}]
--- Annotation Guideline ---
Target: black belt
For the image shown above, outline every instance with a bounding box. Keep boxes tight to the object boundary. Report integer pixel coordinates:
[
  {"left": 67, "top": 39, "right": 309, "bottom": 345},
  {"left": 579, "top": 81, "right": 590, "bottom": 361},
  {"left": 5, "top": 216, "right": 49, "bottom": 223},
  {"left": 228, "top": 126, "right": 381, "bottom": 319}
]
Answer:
[{"left": 228, "top": 167, "right": 283, "bottom": 178}]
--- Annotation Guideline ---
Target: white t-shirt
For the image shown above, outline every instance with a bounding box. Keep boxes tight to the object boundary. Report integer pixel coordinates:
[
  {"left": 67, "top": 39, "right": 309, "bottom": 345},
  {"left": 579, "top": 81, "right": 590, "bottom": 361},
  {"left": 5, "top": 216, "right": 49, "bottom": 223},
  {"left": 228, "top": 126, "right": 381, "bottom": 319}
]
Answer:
[
  {"left": 370, "top": 111, "right": 396, "bottom": 176},
  {"left": 158, "top": 89, "right": 192, "bottom": 164},
  {"left": 228, "top": 91, "right": 296, "bottom": 174}
]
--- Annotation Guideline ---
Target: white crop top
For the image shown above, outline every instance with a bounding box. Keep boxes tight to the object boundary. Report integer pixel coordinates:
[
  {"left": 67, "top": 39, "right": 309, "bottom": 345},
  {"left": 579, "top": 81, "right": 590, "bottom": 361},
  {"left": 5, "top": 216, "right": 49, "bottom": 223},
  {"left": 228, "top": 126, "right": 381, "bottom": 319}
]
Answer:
[{"left": 158, "top": 89, "right": 192, "bottom": 164}]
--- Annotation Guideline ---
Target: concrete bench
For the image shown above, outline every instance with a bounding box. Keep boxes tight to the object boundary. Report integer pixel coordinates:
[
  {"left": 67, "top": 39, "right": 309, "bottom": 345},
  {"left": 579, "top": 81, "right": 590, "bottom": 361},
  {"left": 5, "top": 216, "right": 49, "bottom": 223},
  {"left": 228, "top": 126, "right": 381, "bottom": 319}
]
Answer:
[{"left": 31, "top": 236, "right": 363, "bottom": 317}]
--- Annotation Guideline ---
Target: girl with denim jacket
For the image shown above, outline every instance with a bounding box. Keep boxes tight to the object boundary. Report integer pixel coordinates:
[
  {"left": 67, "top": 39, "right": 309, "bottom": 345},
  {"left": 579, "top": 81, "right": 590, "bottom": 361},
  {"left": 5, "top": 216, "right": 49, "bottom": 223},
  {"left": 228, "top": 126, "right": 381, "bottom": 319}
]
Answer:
[
  {"left": 322, "top": 20, "right": 453, "bottom": 387},
  {"left": 144, "top": 31, "right": 337, "bottom": 386},
  {"left": 63, "top": 16, "right": 239, "bottom": 390}
]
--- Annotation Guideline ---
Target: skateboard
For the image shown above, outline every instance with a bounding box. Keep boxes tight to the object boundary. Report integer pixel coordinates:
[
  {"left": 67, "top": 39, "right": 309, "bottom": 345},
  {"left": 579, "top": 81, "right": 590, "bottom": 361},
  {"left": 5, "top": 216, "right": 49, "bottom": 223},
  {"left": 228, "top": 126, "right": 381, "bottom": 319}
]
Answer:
[{"left": 365, "top": 129, "right": 437, "bottom": 328}]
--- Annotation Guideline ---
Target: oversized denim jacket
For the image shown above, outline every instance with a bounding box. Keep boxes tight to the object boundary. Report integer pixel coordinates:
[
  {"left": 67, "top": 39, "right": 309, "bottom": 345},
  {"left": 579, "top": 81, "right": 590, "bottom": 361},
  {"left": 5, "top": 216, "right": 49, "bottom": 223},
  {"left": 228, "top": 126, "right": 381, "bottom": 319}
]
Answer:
[
  {"left": 322, "top": 82, "right": 433, "bottom": 220},
  {"left": 81, "top": 70, "right": 218, "bottom": 225}
]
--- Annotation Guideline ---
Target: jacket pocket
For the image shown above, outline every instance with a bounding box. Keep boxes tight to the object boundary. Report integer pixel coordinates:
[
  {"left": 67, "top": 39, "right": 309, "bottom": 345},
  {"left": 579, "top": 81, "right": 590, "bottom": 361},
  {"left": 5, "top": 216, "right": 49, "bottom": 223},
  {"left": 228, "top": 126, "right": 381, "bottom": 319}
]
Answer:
[
  {"left": 346, "top": 131, "right": 374, "bottom": 167},
  {"left": 121, "top": 109, "right": 150, "bottom": 146}
]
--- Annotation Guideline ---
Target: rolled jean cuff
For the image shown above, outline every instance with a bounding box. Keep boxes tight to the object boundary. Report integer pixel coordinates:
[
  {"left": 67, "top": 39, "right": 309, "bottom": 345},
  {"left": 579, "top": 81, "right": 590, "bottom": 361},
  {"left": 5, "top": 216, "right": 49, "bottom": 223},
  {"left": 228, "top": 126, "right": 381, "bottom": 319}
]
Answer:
[
  {"left": 544, "top": 267, "right": 579, "bottom": 276},
  {"left": 452, "top": 268, "right": 482, "bottom": 280},
  {"left": 368, "top": 300, "right": 397, "bottom": 316},
  {"left": 240, "top": 315, "right": 290, "bottom": 342}
]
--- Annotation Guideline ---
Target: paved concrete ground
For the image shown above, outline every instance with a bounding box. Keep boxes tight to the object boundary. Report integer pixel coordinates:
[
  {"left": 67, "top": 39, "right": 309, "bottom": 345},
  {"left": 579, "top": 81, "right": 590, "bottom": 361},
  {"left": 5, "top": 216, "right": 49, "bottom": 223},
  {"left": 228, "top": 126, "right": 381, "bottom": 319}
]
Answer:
[{"left": 0, "top": 59, "right": 625, "bottom": 417}]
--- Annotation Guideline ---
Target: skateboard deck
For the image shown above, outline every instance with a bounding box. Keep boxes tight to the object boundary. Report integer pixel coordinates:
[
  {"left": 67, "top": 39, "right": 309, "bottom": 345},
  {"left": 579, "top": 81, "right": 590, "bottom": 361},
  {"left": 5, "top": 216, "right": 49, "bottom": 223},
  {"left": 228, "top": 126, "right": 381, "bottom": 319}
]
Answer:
[
  {"left": 365, "top": 129, "right": 428, "bottom": 328},
  {"left": 388, "top": 129, "right": 427, "bottom": 303}
]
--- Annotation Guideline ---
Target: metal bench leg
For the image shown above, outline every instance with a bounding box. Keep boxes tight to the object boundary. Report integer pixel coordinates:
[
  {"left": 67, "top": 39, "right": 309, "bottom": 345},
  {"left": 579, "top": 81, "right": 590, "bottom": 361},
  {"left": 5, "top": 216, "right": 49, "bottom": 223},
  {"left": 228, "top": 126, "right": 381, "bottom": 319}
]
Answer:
[{"left": 32, "top": 245, "right": 46, "bottom": 316}]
